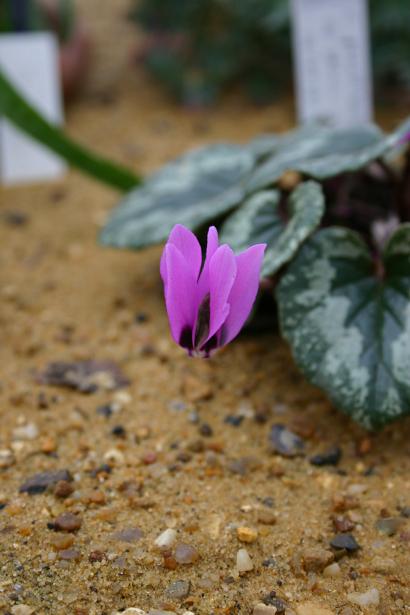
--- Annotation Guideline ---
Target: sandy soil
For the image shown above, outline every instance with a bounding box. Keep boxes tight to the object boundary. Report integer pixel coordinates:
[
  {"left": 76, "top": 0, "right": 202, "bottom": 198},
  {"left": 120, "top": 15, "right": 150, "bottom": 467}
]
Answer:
[{"left": 0, "top": 2, "right": 409, "bottom": 614}]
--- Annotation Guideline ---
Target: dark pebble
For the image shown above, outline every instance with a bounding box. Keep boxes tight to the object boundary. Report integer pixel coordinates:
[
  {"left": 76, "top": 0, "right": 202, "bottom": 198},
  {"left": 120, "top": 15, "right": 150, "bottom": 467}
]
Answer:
[
  {"left": 135, "top": 312, "right": 148, "bottom": 323},
  {"left": 262, "top": 497, "right": 274, "bottom": 508},
  {"left": 37, "top": 360, "right": 129, "bottom": 393},
  {"left": 224, "top": 415, "right": 244, "bottom": 427},
  {"left": 262, "top": 557, "right": 277, "bottom": 568},
  {"left": 269, "top": 424, "right": 305, "bottom": 457},
  {"left": 310, "top": 446, "right": 342, "bottom": 466},
  {"left": 199, "top": 423, "right": 213, "bottom": 437},
  {"left": 89, "top": 550, "right": 106, "bottom": 563},
  {"left": 19, "top": 469, "right": 73, "bottom": 495},
  {"left": 330, "top": 533, "right": 360, "bottom": 552},
  {"left": 400, "top": 506, "right": 410, "bottom": 518},
  {"left": 90, "top": 464, "right": 112, "bottom": 477},
  {"left": 176, "top": 452, "right": 192, "bottom": 463},
  {"left": 97, "top": 404, "right": 114, "bottom": 418},
  {"left": 2, "top": 210, "right": 28, "bottom": 226},
  {"left": 111, "top": 425, "right": 126, "bottom": 438},
  {"left": 263, "top": 591, "right": 287, "bottom": 613}
]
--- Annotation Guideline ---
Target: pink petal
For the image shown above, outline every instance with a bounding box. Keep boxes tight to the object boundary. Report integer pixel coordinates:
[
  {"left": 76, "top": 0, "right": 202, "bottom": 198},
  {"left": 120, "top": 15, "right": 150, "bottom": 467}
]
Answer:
[
  {"left": 196, "top": 226, "right": 219, "bottom": 301},
  {"left": 166, "top": 224, "right": 202, "bottom": 281},
  {"left": 221, "top": 243, "right": 266, "bottom": 345},
  {"left": 163, "top": 243, "right": 199, "bottom": 347},
  {"left": 206, "top": 244, "right": 237, "bottom": 344}
]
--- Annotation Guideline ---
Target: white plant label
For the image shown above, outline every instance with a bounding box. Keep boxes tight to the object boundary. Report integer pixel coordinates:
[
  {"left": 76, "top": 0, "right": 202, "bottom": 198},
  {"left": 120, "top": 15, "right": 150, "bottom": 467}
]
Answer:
[
  {"left": 0, "top": 32, "right": 66, "bottom": 185},
  {"left": 291, "top": 0, "right": 373, "bottom": 127}
]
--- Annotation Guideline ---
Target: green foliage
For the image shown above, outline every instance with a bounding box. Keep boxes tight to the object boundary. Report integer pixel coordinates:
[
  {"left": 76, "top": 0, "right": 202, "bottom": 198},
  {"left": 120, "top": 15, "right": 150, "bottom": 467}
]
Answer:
[
  {"left": 0, "top": 69, "right": 140, "bottom": 191},
  {"left": 131, "top": 0, "right": 291, "bottom": 104},
  {"left": 102, "top": 116, "right": 410, "bottom": 428},
  {"left": 277, "top": 225, "right": 410, "bottom": 430},
  {"left": 220, "top": 181, "right": 325, "bottom": 277},
  {"left": 131, "top": 0, "right": 410, "bottom": 105},
  {"left": 0, "top": 0, "right": 75, "bottom": 42}
]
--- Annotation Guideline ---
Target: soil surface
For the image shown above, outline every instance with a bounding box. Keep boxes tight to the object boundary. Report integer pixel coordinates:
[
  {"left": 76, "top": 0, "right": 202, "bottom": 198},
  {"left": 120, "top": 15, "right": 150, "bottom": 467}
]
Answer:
[{"left": 0, "top": 2, "right": 409, "bottom": 615}]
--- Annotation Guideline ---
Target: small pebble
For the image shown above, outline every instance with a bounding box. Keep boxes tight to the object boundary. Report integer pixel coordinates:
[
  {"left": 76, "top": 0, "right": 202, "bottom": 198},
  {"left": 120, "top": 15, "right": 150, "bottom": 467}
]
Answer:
[
  {"left": 347, "top": 588, "right": 380, "bottom": 607},
  {"left": 97, "top": 404, "right": 114, "bottom": 418},
  {"left": 199, "top": 423, "right": 213, "bottom": 437},
  {"left": 19, "top": 469, "right": 73, "bottom": 495},
  {"left": 58, "top": 548, "right": 81, "bottom": 561},
  {"left": 310, "top": 446, "right": 341, "bottom": 466},
  {"left": 50, "top": 535, "right": 75, "bottom": 551},
  {"left": 371, "top": 555, "right": 396, "bottom": 574},
  {"left": 236, "top": 548, "right": 253, "bottom": 573},
  {"left": 13, "top": 422, "right": 39, "bottom": 441},
  {"left": 302, "top": 546, "right": 334, "bottom": 572},
  {"left": 257, "top": 508, "right": 277, "bottom": 525},
  {"left": 165, "top": 579, "right": 191, "bottom": 599},
  {"left": 111, "top": 424, "right": 126, "bottom": 438},
  {"left": 113, "top": 527, "right": 143, "bottom": 543},
  {"left": 224, "top": 415, "right": 244, "bottom": 427},
  {"left": 175, "top": 543, "right": 199, "bottom": 564},
  {"left": 10, "top": 606, "right": 34, "bottom": 615},
  {"left": 375, "top": 516, "right": 404, "bottom": 536},
  {"left": 237, "top": 526, "right": 258, "bottom": 543},
  {"left": 253, "top": 605, "right": 278, "bottom": 615},
  {"left": 323, "top": 562, "right": 341, "bottom": 577},
  {"left": 52, "top": 512, "right": 82, "bottom": 532},
  {"left": 330, "top": 533, "right": 360, "bottom": 552},
  {"left": 269, "top": 424, "right": 305, "bottom": 457},
  {"left": 54, "top": 480, "right": 74, "bottom": 498},
  {"left": 154, "top": 528, "right": 177, "bottom": 550}
]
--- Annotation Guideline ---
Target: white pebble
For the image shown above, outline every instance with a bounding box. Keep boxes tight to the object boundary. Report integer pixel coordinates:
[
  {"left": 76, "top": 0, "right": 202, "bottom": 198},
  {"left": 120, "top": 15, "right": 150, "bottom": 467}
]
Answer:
[
  {"left": 13, "top": 422, "right": 39, "bottom": 440},
  {"left": 154, "top": 528, "right": 177, "bottom": 550},
  {"left": 347, "top": 588, "right": 380, "bottom": 606},
  {"left": 236, "top": 548, "right": 254, "bottom": 573},
  {"left": 346, "top": 483, "right": 367, "bottom": 496},
  {"left": 103, "top": 448, "right": 125, "bottom": 465},
  {"left": 323, "top": 562, "right": 341, "bottom": 578},
  {"left": 11, "top": 606, "right": 35, "bottom": 615}
]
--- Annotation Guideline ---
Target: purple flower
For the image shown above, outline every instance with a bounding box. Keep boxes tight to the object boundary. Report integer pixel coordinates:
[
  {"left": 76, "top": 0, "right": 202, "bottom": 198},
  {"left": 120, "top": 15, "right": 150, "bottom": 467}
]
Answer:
[{"left": 160, "top": 225, "right": 266, "bottom": 356}]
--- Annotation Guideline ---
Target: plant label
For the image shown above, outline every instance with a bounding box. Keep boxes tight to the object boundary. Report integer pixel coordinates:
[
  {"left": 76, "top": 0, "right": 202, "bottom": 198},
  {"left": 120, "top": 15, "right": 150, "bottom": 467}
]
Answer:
[
  {"left": 291, "top": 0, "right": 373, "bottom": 127},
  {"left": 0, "top": 32, "right": 66, "bottom": 185}
]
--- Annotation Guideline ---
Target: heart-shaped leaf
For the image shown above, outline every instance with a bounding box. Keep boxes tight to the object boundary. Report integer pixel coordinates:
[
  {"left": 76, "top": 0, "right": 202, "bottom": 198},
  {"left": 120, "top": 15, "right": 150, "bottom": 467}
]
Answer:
[
  {"left": 277, "top": 225, "right": 410, "bottom": 430},
  {"left": 220, "top": 180, "right": 325, "bottom": 277},
  {"left": 247, "top": 120, "right": 410, "bottom": 194},
  {"left": 100, "top": 143, "right": 256, "bottom": 249}
]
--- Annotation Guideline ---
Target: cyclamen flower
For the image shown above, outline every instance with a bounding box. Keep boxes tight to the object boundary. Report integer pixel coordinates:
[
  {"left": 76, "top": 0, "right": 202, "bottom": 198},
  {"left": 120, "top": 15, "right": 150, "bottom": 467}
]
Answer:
[{"left": 160, "top": 224, "right": 266, "bottom": 356}]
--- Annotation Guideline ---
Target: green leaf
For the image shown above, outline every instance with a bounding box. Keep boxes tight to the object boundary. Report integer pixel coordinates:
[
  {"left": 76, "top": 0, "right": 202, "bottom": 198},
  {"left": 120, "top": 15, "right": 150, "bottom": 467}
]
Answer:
[
  {"left": 276, "top": 225, "right": 410, "bottom": 430},
  {"left": 246, "top": 122, "right": 408, "bottom": 194},
  {"left": 0, "top": 69, "right": 140, "bottom": 191},
  {"left": 100, "top": 143, "right": 255, "bottom": 249},
  {"left": 220, "top": 180, "right": 325, "bottom": 277}
]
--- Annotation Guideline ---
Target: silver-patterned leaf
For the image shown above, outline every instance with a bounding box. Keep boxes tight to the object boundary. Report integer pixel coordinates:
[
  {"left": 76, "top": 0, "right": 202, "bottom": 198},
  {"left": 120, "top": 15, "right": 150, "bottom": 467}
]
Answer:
[
  {"left": 246, "top": 122, "right": 409, "bottom": 193},
  {"left": 277, "top": 225, "right": 410, "bottom": 430},
  {"left": 100, "top": 144, "right": 256, "bottom": 249},
  {"left": 220, "top": 181, "right": 324, "bottom": 277}
]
